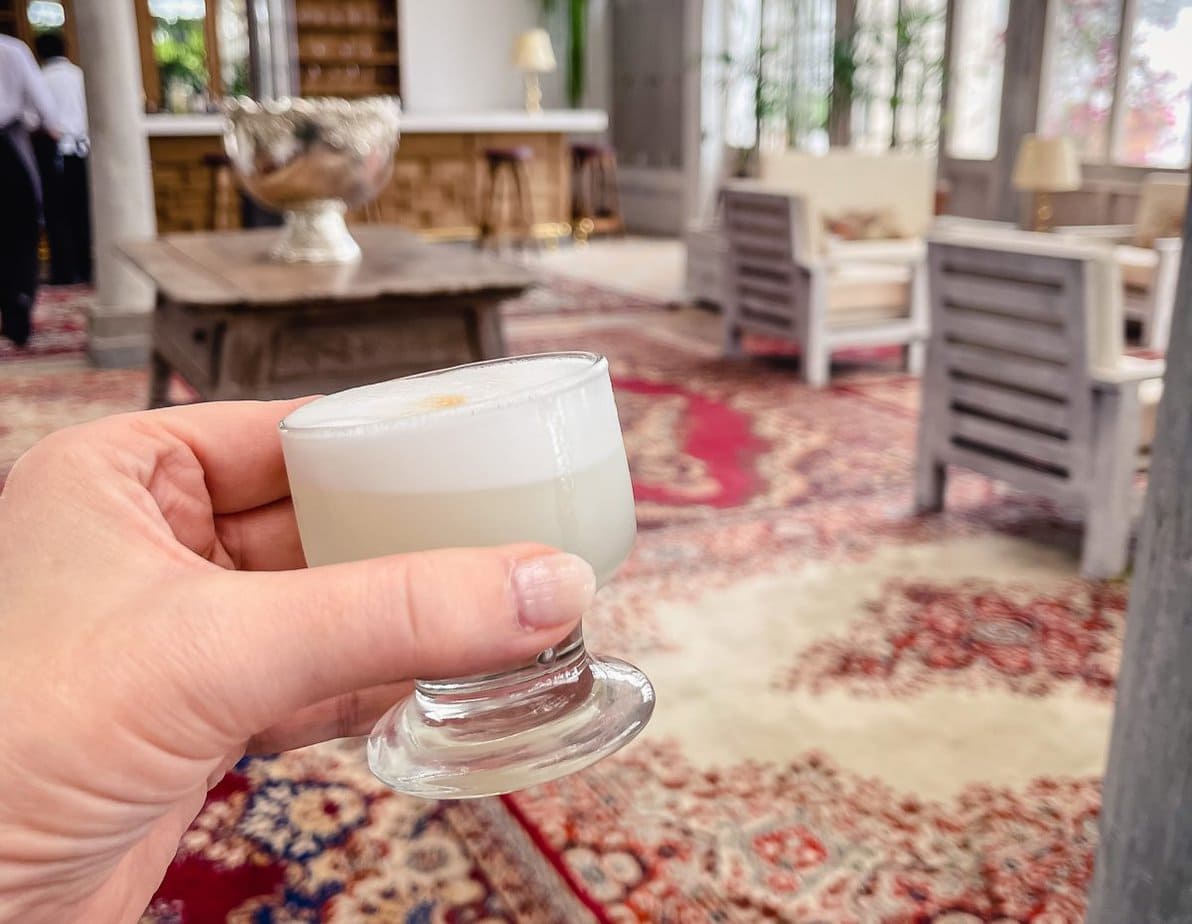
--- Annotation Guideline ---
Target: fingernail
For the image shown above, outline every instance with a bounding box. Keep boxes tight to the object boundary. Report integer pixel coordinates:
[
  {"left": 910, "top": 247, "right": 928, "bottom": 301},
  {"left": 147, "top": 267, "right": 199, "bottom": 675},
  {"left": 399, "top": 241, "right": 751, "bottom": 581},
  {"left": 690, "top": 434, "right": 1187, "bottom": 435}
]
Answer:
[{"left": 512, "top": 553, "right": 596, "bottom": 630}]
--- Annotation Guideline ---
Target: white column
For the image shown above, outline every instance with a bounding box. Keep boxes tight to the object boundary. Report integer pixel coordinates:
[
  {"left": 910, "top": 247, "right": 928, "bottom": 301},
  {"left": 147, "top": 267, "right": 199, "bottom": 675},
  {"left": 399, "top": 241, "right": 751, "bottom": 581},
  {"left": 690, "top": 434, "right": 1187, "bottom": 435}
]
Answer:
[{"left": 74, "top": 0, "right": 157, "bottom": 367}]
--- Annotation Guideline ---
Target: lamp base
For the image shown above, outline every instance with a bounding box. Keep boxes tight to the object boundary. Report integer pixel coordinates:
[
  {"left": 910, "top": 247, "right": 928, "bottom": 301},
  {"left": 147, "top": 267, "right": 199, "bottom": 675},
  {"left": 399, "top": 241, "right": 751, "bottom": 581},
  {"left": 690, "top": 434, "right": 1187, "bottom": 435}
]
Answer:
[
  {"left": 523, "top": 72, "right": 543, "bottom": 115},
  {"left": 1030, "top": 191, "right": 1055, "bottom": 233}
]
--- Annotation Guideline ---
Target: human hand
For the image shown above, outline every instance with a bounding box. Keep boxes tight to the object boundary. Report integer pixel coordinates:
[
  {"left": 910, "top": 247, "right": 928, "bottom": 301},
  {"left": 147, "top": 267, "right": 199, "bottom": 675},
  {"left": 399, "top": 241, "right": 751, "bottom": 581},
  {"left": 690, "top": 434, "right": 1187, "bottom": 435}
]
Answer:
[{"left": 0, "top": 400, "right": 594, "bottom": 923}]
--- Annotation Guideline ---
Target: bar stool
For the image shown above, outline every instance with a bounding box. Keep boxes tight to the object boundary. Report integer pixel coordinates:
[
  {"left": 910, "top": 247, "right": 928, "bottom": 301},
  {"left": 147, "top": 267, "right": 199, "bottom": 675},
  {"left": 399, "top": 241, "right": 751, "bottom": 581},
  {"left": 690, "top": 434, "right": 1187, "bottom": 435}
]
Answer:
[
  {"left": 477, "top": 146, "right": 537, "bottom": 252},
  {"left": 571, "top": 142, "right": 624, "bottom": 242}
]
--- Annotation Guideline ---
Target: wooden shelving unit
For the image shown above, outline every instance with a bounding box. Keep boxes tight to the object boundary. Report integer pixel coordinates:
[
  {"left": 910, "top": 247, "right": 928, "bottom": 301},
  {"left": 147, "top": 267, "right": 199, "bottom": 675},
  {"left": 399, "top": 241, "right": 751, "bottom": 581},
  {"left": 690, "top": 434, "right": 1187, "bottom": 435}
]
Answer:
[
  {"left": 293, "top": 0, "right": 400, "bottom": 99},
  {"left": 0, "top": 0, "right": 31, "bottom": 43}
]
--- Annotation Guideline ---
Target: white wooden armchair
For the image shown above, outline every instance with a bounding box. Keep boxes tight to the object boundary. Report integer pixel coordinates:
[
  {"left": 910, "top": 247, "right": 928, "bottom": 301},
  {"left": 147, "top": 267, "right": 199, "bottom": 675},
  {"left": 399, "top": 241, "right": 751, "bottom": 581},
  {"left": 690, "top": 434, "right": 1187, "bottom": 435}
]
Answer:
[
  {"left": 721, "top": 187, "right": 929, "bottom": 387},
  {"left": 915, "top": 228, "right": 1165, "bottom": 578},
  {"left": 1056, "top": 173, "right": 1188, "bottom": 350}
]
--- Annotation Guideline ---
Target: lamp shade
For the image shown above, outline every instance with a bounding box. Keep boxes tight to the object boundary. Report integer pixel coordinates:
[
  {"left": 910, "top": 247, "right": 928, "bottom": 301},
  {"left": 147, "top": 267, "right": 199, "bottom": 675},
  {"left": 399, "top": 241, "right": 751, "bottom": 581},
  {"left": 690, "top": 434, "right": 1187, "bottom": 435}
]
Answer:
[
  {"left": 513, "top": 28, "right": 557, "bottom": 73},
  {"left": 1012, "top": 135, "right": 1082, "bottom": 193}
]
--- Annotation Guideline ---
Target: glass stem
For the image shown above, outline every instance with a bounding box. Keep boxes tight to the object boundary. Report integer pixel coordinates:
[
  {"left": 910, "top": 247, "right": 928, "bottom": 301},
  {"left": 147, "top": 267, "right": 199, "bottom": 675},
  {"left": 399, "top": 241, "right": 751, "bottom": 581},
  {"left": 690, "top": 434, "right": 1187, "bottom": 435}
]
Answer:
[{"left": 412, "top": 626, "right": 593, "bottom": 730}]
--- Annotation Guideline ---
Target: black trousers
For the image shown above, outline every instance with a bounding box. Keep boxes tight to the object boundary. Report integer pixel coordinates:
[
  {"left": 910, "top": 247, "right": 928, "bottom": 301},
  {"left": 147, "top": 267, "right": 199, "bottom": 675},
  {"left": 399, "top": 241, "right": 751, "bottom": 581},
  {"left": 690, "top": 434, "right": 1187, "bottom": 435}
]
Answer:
[
  {"left": 35, "top": 136, "right": 92, "bottom": 286},
  {"left": 0, "top": 126, "right": 40, "bottom": 347}
]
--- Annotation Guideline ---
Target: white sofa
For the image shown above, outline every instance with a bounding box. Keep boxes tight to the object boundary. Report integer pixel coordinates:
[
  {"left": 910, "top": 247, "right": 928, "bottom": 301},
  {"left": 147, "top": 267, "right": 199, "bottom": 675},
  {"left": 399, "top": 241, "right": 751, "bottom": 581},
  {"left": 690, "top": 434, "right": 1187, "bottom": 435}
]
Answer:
[{"left": 685, "top": 150, "right": 937, "bottom": 307}]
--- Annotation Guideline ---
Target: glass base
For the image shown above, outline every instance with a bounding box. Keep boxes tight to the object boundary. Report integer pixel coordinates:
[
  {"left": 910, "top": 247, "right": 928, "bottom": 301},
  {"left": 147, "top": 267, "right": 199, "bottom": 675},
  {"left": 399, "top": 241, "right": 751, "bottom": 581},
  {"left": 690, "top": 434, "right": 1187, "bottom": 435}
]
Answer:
[
  {"left": 366, "top": 646, "right": 655, "bottom": 799},
  {"left": 272, "top": 201, "right": 361, "bottom": 263}
]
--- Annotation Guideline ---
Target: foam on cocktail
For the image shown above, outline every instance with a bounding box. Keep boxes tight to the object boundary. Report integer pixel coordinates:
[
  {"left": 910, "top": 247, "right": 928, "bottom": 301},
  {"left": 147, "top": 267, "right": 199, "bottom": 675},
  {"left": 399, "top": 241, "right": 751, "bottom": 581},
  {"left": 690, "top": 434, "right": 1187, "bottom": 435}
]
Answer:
[
  {"left": 281, "top": 354, "right": 636, "bottom": 577},
  {"left": 284, "top": 354, "right": 600, "bottom": 428},
  {"left": 282, "top": 354, "right": 625, "bottom": 494}
]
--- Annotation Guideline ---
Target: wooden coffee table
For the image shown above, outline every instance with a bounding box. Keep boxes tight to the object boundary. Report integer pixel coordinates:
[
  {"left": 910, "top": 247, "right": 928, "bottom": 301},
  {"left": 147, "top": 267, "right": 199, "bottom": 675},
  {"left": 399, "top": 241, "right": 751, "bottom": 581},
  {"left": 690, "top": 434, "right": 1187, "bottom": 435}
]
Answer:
[{"left": 122, "top": 226, "right": 533, "bottom": 407}]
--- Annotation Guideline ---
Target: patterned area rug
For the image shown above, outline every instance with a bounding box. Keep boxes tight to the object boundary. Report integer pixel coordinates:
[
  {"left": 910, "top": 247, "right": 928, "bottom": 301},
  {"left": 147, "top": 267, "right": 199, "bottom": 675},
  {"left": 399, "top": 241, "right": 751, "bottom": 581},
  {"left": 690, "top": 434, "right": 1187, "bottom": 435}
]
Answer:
[
  {"left": 1, "top": 285, "right": 1117, "bottom": 923},
  {"left": 0, "top": 284, "right": 91, "bottom": 360}
]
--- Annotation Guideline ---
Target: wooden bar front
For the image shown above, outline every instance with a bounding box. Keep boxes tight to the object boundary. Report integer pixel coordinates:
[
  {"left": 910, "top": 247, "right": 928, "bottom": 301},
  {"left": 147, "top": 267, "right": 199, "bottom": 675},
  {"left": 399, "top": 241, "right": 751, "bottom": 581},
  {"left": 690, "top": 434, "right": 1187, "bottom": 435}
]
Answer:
[{"left": 149, "top": 130, "right": 572, "bottom": 240}]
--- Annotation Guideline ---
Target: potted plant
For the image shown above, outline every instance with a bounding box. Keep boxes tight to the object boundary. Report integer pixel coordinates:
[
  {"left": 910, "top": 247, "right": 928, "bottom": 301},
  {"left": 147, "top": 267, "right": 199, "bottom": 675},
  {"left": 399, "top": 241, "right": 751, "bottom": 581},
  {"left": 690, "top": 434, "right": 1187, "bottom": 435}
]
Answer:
[{"left": 541, "top": 0, "right": 589, "bottom": 107}]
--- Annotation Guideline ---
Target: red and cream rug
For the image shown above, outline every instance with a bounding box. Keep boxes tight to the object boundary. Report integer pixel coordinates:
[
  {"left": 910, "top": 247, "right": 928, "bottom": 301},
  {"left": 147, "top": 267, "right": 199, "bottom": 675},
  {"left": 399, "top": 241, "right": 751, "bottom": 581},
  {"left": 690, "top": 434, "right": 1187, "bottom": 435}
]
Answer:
[
  {"left": 2, "top": 285, "right": 1118, "bottom": 923},
  {"left": 0, "top": 284, "right": 91, "bottom": 360}
]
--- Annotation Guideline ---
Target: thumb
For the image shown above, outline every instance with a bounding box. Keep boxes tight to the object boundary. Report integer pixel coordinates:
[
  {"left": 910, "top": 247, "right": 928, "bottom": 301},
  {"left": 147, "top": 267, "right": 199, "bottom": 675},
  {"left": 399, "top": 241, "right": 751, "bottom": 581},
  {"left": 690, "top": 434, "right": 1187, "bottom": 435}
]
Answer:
[{"left": 178, "top": 544, "right": 595, "bottom": 738}]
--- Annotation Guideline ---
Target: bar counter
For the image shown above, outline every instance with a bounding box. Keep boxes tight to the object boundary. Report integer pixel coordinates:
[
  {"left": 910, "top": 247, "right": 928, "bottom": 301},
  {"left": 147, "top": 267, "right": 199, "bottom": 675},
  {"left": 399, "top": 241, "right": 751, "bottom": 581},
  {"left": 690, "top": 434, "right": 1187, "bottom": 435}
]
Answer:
[{"left": 143, "top": 109, "right": 608, "bottom": 238}]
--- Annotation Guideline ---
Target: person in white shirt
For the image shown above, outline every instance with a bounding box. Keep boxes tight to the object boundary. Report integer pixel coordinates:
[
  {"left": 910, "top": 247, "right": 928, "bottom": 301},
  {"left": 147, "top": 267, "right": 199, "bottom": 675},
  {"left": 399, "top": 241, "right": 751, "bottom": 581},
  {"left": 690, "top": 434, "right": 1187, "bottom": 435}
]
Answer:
[
  {"left": 0, "top": 32, "right": 60, "bottom": 346},
  {"left": 34, "top": 31, "right": 90, "bottom": 286}
]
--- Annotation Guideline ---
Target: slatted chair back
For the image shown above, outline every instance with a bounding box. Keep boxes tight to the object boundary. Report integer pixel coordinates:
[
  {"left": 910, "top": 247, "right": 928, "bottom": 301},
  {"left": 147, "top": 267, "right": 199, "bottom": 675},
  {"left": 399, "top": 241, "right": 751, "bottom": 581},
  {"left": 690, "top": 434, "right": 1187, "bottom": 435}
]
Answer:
[
  {"left": 921, "top": 233, "right": 1121, "bottom": 504},
  {"left": 722, "top": 188, "right": 816, "bottom": 342}
]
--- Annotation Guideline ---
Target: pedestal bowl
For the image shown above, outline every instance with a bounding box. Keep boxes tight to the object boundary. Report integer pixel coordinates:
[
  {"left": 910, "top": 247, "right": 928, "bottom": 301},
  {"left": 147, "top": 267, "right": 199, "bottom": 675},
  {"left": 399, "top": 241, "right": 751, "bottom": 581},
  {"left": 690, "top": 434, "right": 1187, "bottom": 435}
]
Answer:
[{"left": 223, "top": 96, "right": 401, "bottom": 263}]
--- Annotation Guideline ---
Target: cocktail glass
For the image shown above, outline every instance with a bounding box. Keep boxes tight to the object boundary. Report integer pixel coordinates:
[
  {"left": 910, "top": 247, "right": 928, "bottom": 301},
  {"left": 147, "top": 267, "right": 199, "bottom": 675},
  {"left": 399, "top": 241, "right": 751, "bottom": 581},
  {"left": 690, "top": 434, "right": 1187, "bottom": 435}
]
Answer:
[{"left": 279, "top": 352, "right": 655, "bottom": 798}]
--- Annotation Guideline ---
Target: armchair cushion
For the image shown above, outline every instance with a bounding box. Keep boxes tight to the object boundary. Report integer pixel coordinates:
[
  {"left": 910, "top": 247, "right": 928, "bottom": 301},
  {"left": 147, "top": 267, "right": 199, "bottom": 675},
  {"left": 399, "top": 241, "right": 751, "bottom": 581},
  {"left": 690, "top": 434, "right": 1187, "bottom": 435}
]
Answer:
[
  {"left": 827, "top": 263, "right": 913, "bottom": 325},
  {"left": 1133, "top": 173, "right": 1189, "bottom": 247},
  {"left": 1114, "top": 244, "right": 1158, "bottom": 291},
  {"left": 823, "top": 209, "right": 907, "bottom": 242},
  {"left": 755, "top": 151, "right": 935, "bottom": 256},
  {"left": 825, "top": 237, "right": 926, "bottom": 265}
]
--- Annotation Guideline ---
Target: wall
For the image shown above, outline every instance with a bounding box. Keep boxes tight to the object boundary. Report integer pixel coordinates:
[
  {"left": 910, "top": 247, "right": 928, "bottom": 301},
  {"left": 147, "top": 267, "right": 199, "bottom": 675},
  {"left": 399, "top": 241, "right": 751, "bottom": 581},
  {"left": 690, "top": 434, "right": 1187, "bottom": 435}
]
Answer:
[{"left": 399, "top": 0, "right": 565, "bottom": 112}]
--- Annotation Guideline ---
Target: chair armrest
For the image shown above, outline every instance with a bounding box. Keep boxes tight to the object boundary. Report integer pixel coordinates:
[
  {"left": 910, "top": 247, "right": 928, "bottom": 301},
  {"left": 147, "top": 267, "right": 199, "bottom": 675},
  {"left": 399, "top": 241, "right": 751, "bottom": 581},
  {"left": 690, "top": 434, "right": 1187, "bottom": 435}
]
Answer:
[
  {"left": 1153, "top": 235, "right": 1183, "bottom": 254},
  {"left": 1054, "top": 224, "right": 1135, "bottom": 243},
  {"left": 1091, "top": 355, "right": 1166, "bottom": 390},
  {"left": 824, "top": 238, "right": 925, "bottom": 268}
]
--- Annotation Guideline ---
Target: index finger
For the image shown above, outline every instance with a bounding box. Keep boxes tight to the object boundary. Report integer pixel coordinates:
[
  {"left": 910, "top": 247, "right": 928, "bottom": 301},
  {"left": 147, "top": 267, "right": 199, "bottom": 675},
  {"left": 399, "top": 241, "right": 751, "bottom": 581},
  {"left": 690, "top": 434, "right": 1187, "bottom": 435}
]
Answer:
[{"left": 148, "top": 397, "right": 314, "bottom": 513}]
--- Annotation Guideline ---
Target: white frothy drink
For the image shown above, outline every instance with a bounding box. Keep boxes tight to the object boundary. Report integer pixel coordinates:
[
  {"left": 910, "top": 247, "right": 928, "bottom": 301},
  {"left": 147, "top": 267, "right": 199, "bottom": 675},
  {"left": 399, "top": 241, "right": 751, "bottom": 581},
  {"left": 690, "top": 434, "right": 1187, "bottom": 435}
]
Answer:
[{"left": 280, "top": 354, "right": 637, "bottom": 584}]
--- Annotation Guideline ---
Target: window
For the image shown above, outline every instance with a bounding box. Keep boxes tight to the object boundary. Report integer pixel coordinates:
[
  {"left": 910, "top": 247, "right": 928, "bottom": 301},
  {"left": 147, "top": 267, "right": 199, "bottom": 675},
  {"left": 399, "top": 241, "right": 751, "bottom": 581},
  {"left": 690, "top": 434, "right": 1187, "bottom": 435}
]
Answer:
[
  {"left": 1118, "top": 0, "right": 1192, "bottom": 167},
  {"left": 218, "top": 0, "right": 249, "bottom": 98},
  {"left": 946, "top": 0, "right": 1009, "bottom": 159},
  {"left": 721, "top": 0, "right": 835, "bottom": 153},
  {"left": 149, "top": 0, "right": 214, "bottom": 112},
  {"left": 137, "top": 0, "right": 249, "bottom": 112},
  {"left": 1039, "top": 0, "right": 1120, "bottom": 160},
  {"left": 850, "top": 0, "right": 947, "bottom": 152},
  {"left": 26, "top": 1, "right": 64, "bottom": 31},
  {"left": 722, "top": 0, "right": 763, "bottom": 150},
  {"left": 1040, "top": 0, "right": 1192, "bottom": 167}
]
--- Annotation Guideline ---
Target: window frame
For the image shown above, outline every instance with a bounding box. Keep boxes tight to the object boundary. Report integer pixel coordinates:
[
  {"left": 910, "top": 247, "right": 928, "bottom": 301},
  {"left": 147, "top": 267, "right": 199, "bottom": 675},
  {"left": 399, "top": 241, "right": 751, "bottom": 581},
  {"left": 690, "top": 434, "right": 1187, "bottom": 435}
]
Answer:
[
  {"left": 134, "top": 0, "right": 225, "bottom": 113},
  {"left": 20, "top": 0, "right": 80, "bottom": 60}
]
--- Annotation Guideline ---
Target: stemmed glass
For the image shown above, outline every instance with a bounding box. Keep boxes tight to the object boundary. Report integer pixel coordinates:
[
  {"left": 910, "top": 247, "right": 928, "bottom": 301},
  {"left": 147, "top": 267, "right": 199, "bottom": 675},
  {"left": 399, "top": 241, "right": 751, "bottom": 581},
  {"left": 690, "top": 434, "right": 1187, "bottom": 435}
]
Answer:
[{"left": 279, "top": 353, "right": 655, "bottom": 798}]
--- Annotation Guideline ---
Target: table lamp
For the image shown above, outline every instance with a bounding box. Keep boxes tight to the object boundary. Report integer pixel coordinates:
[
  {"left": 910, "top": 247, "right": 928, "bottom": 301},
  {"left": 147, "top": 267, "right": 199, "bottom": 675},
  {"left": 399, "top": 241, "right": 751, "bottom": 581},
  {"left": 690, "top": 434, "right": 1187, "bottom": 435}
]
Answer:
[
  {"left": 513, "top": 28, "right": 556, "bottom": 114},
  {"left": 1012, "top": 135, "right": 1081, "bottom": 231}
]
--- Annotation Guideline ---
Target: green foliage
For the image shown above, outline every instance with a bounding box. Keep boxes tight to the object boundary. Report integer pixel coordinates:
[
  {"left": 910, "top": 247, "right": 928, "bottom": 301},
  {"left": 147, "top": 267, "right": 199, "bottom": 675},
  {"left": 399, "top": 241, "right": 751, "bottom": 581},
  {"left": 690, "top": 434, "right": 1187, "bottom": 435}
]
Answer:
[
  {"left": 152, "top": 17, "right": 209, "bottom": 96},
  {"left": 540, "top": 0, "right": 588, "bottom": 107},
  {"left": 887, "top": 4, "right": 946, "bottom": 148},
  {"left": 717, "top": 44, "right": 791, "bottom": 123},
  {"left": 568, "top": 0, "right": 587, "bottom": 108},
  {"left": 228, "top": 59, "right": 250, "bottom": 98}
]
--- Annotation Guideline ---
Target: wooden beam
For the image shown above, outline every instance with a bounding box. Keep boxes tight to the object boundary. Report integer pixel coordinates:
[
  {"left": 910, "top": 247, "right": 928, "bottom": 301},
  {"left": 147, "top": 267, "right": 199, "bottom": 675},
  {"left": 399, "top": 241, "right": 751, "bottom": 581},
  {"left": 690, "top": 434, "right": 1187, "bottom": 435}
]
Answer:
[
  {"left": 990, "top": 0, "right": 1047, "bottom": 222},
  {"left": 203, "top": 0, "right": 223, "bottom": 99},
  {"left": 1086, "top": 140, "right": 1192, "bottom": 922}
]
